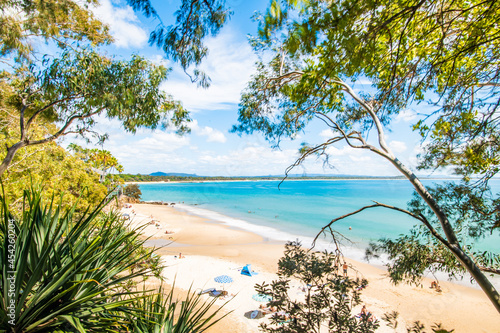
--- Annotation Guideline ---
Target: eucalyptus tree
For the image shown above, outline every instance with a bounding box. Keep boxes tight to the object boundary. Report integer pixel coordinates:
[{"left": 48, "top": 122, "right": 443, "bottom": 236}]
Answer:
[
  {"left": 0, "top": 49, "right": 189, "bottom": 176},
  {"left": 0, "top": 0, "right": 231, "bottom": 176},
  {"left": 1, "top": 0, "right": 229, "bottom": 81},
  {"left": 234, "top": 0, "right": 500, "bottom": 312}
]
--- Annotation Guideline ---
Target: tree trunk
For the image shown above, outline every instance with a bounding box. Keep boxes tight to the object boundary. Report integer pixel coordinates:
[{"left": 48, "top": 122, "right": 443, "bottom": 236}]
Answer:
[
  {"left": 0, "top": 142, "right": 27, "bottom": 177},
  {"left": 390, "top": 158, "right": 500, "bottom": 313}
]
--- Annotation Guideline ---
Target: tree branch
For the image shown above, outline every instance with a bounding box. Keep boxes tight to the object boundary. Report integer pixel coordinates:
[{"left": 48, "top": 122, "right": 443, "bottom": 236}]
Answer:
[
  {"left": 28, "top": 108, "right": 103, "bottom": 146},
  {"left": 25, "top": 94, "right": 83, "bottom": 130}
]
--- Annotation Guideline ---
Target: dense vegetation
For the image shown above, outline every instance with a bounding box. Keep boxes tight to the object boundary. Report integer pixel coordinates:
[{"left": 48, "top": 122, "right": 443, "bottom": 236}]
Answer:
[
  {"left": 256, "top": 241, "right": 455, "bottom": 333},
  {"left": 118, "top": 173, "right": 406, "bottom": 182},
  {"left": 123, "top": 184, "right": 142, "bottom": 200},
  {"left": 0, "top": 188, "right": 225, "bottom": 332},
  {"left": 256, "top": 241, "right": 379, "bottom": 333}
]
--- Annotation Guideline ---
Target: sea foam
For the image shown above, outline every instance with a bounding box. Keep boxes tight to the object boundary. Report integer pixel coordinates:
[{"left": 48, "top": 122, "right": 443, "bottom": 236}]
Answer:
[{"left": 174, "top": 203, "right": 386, "bottom": 267}]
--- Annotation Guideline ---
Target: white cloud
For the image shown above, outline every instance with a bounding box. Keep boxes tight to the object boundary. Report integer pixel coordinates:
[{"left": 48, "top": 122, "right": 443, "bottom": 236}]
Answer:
[
  {"left": 389, "top": 140, "right": 407, "bottom": 153},
  {"left": 148, "top": 54, "right": 171, "bottom": 67},
  {"left": 161, "top": 29, "right": 258, "bottom": 111},
  {"left": 196, "top": 144, "right": 298, "bottom": 176},
  {"left": 319, "top": 129, "right": 334, "bottom": 140},
  {"left": 354, "top": 78, "right": 372, "bottom": 85},
  {"left": 92, "top": 0, "right": 148, "bottom": 48},
  {"left": 395, "top": 109, "right": 417, "bottom": 123},
  {"left": 134, "top": 132, "right": 190, "bottom": 152},
  {"left": 188, "top": 120, "right": 227, "bottom": 143}
]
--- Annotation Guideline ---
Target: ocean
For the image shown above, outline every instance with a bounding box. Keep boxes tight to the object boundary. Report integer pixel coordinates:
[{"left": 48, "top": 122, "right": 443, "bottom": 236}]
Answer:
[{"left": 138, "top": 179, "right": 500, "bottom": 262}]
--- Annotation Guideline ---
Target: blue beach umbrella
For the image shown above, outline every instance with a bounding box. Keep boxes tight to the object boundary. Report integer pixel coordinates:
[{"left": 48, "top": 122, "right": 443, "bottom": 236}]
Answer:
[
  {"left": 214, "top": 275, "right": 233, "bottom": 287},
  {"left": 252, "top": 293, "right": 272, "bottom": 303}
]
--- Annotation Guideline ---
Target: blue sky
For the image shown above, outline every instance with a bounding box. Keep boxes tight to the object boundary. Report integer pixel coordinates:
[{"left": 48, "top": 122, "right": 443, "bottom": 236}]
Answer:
[{"left": 65, "top": 0, "right": 434, "bottom": 177}]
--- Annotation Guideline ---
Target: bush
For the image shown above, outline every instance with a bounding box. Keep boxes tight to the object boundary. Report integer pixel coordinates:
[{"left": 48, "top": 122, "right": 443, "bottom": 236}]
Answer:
[
  {"left": 256, "top": 241, "right": 378, "bottom": 333},
  {"left": 0, "top": 188, "right": 224, "bottom": 332},
  {"left": 123, "top": 183, "right": 142, "bottom": 200}
]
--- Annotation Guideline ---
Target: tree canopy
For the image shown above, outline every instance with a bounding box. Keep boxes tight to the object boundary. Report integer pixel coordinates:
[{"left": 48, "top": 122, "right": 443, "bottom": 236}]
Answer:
[
  {"left": 234, "top": 0, "right": 500, "bottom": 312},
  {"left": 123, "top": 184, "right": 142, "bottom": 200},
  {"left": 0, "top": 0, "right": 233, "bottom": 177},
  {"left": 0, "top": 48, "right": 189, "bottom": 176}
]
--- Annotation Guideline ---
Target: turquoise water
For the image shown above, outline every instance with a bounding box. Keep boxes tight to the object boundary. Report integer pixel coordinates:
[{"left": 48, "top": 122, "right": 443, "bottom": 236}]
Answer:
[{"left": 138, "top": 179, "right": 500, "bottom": 254}]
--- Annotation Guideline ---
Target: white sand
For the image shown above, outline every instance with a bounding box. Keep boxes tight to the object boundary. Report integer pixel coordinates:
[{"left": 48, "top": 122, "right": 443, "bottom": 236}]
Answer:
[{"left": 120, "top": 203, "right": 500, "bottom": 333}]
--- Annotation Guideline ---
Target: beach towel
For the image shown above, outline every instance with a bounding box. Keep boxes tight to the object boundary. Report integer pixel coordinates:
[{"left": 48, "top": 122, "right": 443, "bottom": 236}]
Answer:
[
  {"left": 199, "top": 288, "right": 216, "bottom": 295},
  {"left": 241, "top": 264, "right": 258, "bottom": 276}
]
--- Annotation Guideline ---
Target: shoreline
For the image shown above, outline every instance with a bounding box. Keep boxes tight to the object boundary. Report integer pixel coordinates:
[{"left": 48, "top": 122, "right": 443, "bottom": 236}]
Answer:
[
  {"left": 132, "top": 202, "right": 497, "bottom": 290},
  {"left": 124, "top": 177, "right": 465, "bottom": 185},
  {"left": 123, "top": 202, "right": 500, "bottom": 333}
]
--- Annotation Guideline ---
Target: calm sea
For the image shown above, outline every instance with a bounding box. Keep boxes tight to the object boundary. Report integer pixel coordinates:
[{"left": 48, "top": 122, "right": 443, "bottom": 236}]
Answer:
[{"left": 138, "top": 179, "right": 499, "bottom": 261}]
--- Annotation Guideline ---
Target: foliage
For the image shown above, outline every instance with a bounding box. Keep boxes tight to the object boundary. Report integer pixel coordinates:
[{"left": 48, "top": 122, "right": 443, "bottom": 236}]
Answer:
[
  {"left": 407, "top": 183, "right": 500, "bottom": 237},
  {"left": 0, "top": 115, "right": 108, "bottom": 212},
  {"left": 126, "top": 284, "right": 229, "bottom": 333},
  {"left": 0, "top": 188, "right": 151, "bottom": 332},
  {"left": 0, "top": 0, "right": 110, "bottom": 61},
  {"left": 234, "top": 0, "right": 500, "bottom": 311},
  {"left": 68, "top": 144, "right": 124, "bottom": 188},
  {"left": 366, "top": 184, "right": 500, "bottom": 284},
  {"left": 144, "top": 0, "right": 231, "bottom": 86},
  {"left": 0, "top": 0, "right": 234, "bottom": 176},
  {"left": 0, "top": 187, "right": 226, "bottom": 332},
  {"left": 124, "top": 184, "right": 142, "bottom": 200},
  {"left": 255, "top": 241, "right": 378, "bottom": 333},
  {"left": 0, "top": 48, "right": 190, "bottom": 176},
  {"left": 246, "top": 0, "right": 500, "bottom": 183},
  {"left": 1, "top": 0, "right": 231, "bottom": 81},
  {"left": 69, "top": 144, "right": 123, "bottom": 174}
]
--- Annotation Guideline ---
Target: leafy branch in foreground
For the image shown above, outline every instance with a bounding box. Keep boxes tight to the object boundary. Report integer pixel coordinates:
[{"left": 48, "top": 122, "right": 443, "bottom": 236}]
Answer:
[
  {"left": 0, "top": 48, "right": 190, "bottom": 176},
  {"left": 256, "top": 241, "right": 378, "bottom": 333},
  {"left": 127, "top": 283, "right": 230, "bottom": 333},
  {"left": 366, "top": 183, "right": 500, "bottom": 284},
  {"left": 146, "top": 0, "right": 230, "bottom": 86},
  {"left": 259, "top": 242, "right": 456, "bottom": 333},
  {"left": 0, "top": 0, "right": 235, "bottom": 178}
]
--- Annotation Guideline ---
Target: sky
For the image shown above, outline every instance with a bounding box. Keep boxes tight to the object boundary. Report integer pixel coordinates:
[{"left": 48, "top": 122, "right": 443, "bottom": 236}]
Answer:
[{"left": 65, "top": 0, "right": 436, "bottom": 177}]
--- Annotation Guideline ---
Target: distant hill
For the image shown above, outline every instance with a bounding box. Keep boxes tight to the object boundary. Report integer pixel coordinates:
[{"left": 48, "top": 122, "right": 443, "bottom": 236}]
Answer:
[
  {"left": 119, "top": 172, "right": 455, "bottom": 183},
  {"left": 149, "top": 172, "right": 198, "bottom": 177},
  {"left": 147, "top": 172, "right": 406, "bottom": 179}
]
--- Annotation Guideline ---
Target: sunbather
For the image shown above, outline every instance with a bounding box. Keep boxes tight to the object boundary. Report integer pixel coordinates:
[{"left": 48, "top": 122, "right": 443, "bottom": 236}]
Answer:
[
  {"left": 357, "top": 305, "right": 377, "bottom": 322},
  {"left": 259, "top": 305, "right": 277, "bottom": 315},
  {"left": 430, "top": 281, "right": 442, "bottom": 292}
]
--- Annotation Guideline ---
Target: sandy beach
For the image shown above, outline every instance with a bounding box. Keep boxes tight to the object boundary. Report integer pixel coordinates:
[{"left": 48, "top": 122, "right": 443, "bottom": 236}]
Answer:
[{"left": 123, "top": 203, "right": 500, "bottom": 333}]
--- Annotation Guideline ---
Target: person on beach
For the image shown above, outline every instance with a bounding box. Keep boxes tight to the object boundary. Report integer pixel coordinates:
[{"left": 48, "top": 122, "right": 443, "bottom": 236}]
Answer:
[
  {"left": 358, "top": 305, "right": 376, "bottom": 322},
  {"left": 430, "top": 280, "right": 442, "bottom": 291},
  {"left": 361, "top": 305, "right": 368, "bottom": 316},
  {"left": 343, "top": 262, "right": 348, "bottom": 277},
  {"left": 259, "top": 305, "right": 278, "bottom": 315}
]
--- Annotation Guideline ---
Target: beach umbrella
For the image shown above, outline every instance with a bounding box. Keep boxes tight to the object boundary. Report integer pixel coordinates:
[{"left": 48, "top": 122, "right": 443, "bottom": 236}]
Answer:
[
  {"left": 214, "top": 275, "right": 233, "bottom": 290},
  {"left": 214, "top": 275, "right": 233, "bottom": 284},
  {"left": 252, "top": 293, "right": 272, "bottom": 303},
  {"left": 244, "top": 310, "right": 264, "bottom": 319}
]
